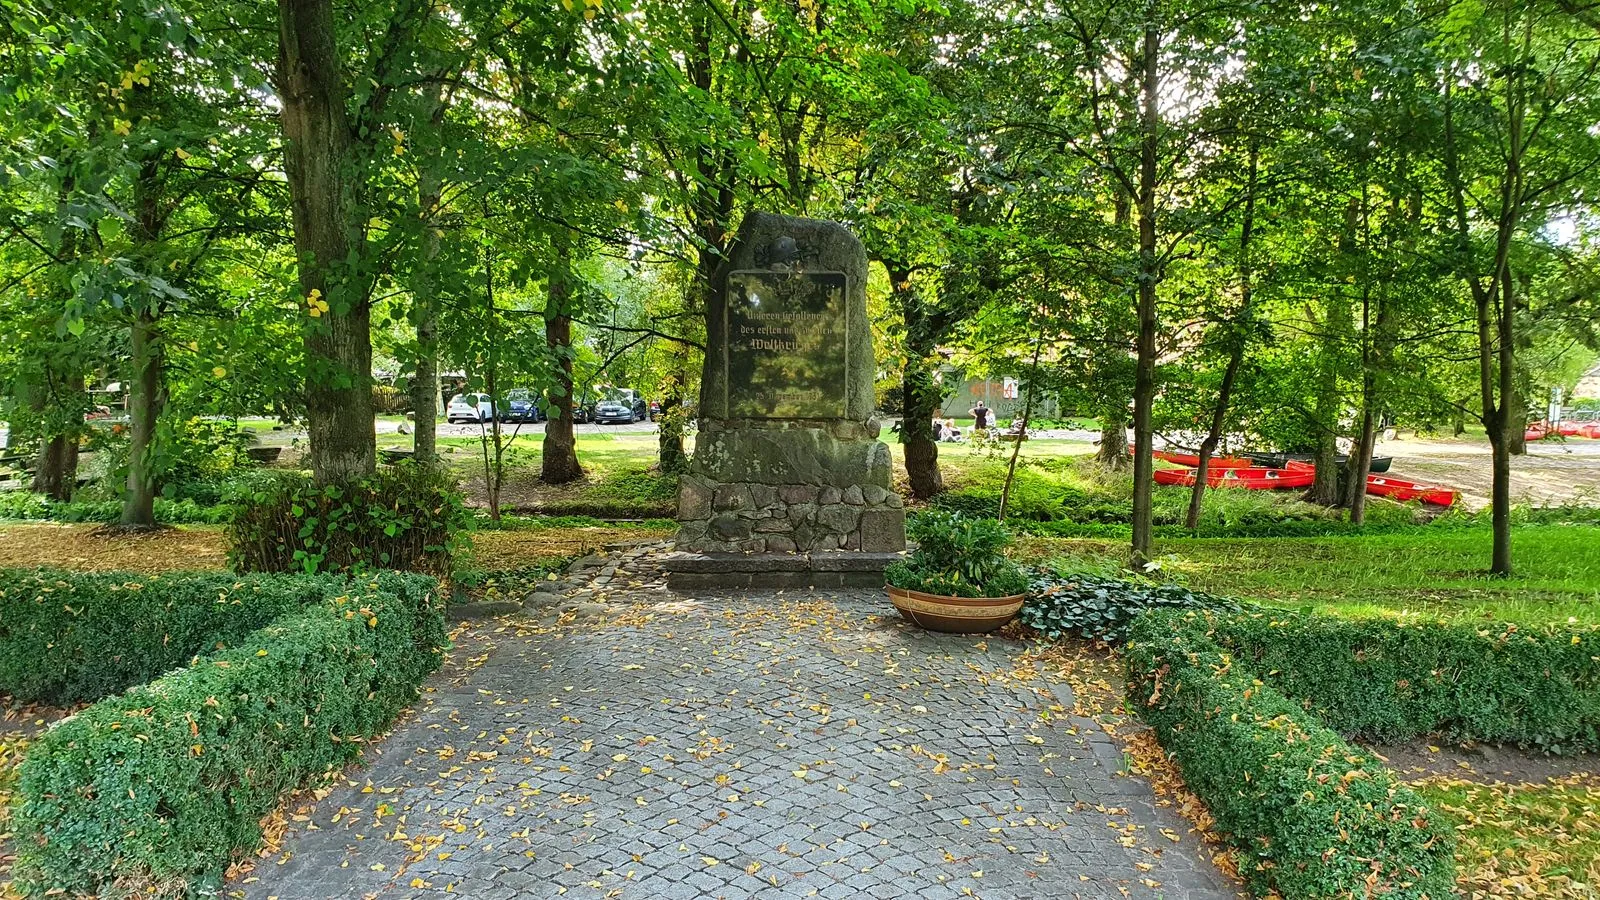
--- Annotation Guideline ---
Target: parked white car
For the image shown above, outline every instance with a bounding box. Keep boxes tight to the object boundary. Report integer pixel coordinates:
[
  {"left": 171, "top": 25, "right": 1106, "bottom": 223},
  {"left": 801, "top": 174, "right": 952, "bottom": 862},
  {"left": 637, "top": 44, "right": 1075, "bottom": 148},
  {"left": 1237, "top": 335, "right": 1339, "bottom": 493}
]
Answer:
[{"left": 446, "top": 392, "right": 496, "bottom": 424}]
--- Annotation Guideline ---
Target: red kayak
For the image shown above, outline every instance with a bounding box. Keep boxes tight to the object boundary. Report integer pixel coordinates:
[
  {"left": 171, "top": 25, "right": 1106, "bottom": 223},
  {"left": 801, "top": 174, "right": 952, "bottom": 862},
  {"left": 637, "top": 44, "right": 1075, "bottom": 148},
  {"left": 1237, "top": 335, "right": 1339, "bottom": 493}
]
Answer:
[
  {"left": 1153, "top": 450, "right": 1255, "bottom": 469},
  {"left": 1527, "top": 426, "right": 1553, "bottom": 442},
  {"left": 1366, "top": 474, "right": 1457, "bottom": 507},
  {"left": 1154, "top": 466, "right": 1315, "bottom": 489}
]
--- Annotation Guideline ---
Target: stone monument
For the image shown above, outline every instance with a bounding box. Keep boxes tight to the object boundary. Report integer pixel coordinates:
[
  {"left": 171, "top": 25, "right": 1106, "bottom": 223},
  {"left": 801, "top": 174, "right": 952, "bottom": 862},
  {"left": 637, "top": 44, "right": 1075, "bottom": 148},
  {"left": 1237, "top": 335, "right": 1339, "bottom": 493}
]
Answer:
[{"left": 666, "top": 212, "right": 906, "bottom": 589}]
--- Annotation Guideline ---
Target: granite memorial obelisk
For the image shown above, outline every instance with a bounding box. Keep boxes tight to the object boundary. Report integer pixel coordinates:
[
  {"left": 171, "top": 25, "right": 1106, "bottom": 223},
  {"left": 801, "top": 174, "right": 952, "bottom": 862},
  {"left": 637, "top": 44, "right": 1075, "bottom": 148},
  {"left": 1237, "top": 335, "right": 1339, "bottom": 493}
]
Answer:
[{"left": 667, "top": 212, "right": 906, "bottom": 589}]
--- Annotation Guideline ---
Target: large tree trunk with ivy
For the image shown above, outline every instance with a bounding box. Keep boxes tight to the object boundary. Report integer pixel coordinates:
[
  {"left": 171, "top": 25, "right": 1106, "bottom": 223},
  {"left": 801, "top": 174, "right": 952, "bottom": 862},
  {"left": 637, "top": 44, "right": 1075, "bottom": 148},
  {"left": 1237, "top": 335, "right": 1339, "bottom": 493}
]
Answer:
[
  {"left": 541, "top": 236, "right": 584, "bottom": 484},
  {"left": 657, "top": 368, "right": 688, "bottom": 474},
  {"left": 891, "top": 264, "right": 944, "bottom": 500},
  {"left": 277, "top": 0, "right": 375, "bottom": 485}
]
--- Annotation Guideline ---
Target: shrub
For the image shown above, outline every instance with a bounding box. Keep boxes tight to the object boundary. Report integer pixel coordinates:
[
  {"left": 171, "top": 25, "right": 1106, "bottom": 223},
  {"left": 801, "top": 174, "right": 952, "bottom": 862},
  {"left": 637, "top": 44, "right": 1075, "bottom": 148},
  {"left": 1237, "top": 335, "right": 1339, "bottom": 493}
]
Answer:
[
  {"left": 1203, "top": 611, "right": 1600, "bottom": 751},
  {"left": 228, "top": 461, "right": 471, "bottom": 576},
  {"left": 0, "top": 491, "right": 235, "bottom": 525},
  {"left": 0, "top": 569, "right": 340, "bottom": 705},
  {"left": 885, "top": 511, "right": 1030, "bottom": 598},
  {"left": 1125, "top": 610, "right": 1456, "bottom": 898},
  {"left": 1020, "top": 564, "right": 1238, "bottom": 643},
  {"left": 13, "top": 571, "right": 446, "bottom": 898},
  {"left": 372, "top": 383, "right": 412, "bottom": 415}
]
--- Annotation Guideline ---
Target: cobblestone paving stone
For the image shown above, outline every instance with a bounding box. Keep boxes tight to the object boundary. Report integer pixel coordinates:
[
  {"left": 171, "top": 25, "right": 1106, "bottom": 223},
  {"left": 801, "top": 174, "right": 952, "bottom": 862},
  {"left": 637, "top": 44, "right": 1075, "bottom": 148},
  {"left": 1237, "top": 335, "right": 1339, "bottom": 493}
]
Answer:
[{"left": 238, "top": 548, "right": 1239, "bottom": 900}]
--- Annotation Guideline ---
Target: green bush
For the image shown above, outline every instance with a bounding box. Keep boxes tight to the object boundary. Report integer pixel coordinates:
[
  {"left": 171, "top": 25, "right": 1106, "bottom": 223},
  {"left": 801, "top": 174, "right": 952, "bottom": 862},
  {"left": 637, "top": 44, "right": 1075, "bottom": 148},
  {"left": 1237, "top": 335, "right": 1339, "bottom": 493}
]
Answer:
[
  {"left": 1125, "top": 610, "right": 1456, "bottom": 898},
  {"left": 228, "top": 461, "right": 471, "bottom": 576},
  {"left": 1203, "top": 611, "right": 1600, "bottom": 751},
  {"left": 0, "top": 569, "right": 343, "bottom": 705},
  {"left": 885, "top": 511, "right": 1030, "bottom": 598},
  {"left": 0, "top": 491, "right": 234, "bottom": 525},
  {"left": 579, "top": 468, "right": 679, "bottom": 509},
  {"left": 1020, "top": 564, "right": 1239, "bottom": 643},
  {"left": 13, "top": 571, "right": 446, "bottom": 898},
  {"left": 372, "top": 383, "right": 412, "bottom": 415}
]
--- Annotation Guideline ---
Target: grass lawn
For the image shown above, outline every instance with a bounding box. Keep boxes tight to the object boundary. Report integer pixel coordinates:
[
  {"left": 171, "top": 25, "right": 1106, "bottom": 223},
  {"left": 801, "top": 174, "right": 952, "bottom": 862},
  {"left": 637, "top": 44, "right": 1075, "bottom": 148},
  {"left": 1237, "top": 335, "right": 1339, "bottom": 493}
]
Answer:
[
  {"left": 1018, "top": 526, "right": 1600, "bottom": 896},
  {"left": 1016, "top": 526, "right": 1600, "bottom": 624},
  {"left": 1411, "top": 776, "right": 1600, "bottom": 898}
]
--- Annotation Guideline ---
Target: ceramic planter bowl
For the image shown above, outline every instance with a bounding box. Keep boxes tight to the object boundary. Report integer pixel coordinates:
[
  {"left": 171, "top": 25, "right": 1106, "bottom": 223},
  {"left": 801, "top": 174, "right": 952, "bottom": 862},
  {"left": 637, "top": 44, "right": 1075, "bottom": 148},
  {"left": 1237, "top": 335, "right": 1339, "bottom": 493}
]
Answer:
[{"left": 886, "top": 585, "right": 1025, "bottom": 634}]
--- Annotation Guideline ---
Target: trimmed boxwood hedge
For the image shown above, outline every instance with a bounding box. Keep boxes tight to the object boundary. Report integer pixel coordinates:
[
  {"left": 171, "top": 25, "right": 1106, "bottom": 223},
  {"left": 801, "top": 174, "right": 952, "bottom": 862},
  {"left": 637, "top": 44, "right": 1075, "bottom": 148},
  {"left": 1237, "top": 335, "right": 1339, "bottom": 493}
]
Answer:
[
  {"left": 11, "top": 571, "right": 447, "bottom": 898},
  {"left": 1202, "top": 612, "right": 1600, "bottom": 752},
  {"left": 0, "top": 569, "right": 357, "bottom": 705},
  {"left": 1126, "top": 610, "right": 1456, "bottom": 899}
]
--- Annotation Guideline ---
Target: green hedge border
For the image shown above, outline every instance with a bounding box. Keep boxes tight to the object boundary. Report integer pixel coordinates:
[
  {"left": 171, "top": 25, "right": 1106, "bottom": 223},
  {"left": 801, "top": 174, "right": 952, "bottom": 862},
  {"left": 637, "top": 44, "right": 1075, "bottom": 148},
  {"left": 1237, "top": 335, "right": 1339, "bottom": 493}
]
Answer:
[
  {"left": 1125, "top": 610, "right": 1456, "bottom": 898},
  {"left": 1, "top": 569, "right": 356, "bottom": 705},
  {"left": 12, "top": 571, "right": 447, "bottom": 897},
  {"left": 1205, "top": 612, "right": 1600, "bottom": 751}
]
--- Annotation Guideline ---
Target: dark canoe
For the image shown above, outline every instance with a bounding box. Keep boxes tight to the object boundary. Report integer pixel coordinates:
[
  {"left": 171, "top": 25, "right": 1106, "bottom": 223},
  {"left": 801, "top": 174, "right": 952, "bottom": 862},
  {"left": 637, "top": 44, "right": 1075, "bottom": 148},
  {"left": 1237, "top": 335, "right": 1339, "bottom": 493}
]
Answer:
[{"left": 1243, "top": 452, "right": 1392, "bottom": 473}]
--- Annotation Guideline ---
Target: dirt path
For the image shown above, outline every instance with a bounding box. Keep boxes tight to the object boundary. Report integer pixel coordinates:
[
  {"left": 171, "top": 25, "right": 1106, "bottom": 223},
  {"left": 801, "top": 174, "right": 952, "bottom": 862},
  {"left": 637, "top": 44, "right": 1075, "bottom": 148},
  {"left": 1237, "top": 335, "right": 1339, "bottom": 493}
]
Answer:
[{"left": 1379, "top": 435, "right": 1600, "bottom": 511}]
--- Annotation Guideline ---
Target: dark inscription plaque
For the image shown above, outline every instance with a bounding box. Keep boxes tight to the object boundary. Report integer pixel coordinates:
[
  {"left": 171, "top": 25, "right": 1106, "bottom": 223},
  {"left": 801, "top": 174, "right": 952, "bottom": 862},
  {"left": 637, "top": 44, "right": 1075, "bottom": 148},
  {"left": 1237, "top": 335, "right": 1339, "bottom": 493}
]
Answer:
[{"left": 724, "top": 270, "right": 849, "bottom": 418}]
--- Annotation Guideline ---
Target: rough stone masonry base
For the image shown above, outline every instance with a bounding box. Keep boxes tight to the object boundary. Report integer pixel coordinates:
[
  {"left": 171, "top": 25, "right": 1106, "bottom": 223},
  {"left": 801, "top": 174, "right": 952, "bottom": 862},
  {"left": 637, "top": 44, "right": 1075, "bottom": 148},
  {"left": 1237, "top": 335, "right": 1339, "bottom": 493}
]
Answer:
[
  {"left": 662, "top": 550, "right": 900, "bottom": 591},
  {"left": 675, "top": 473, "right": 906, "bottom": 555}
]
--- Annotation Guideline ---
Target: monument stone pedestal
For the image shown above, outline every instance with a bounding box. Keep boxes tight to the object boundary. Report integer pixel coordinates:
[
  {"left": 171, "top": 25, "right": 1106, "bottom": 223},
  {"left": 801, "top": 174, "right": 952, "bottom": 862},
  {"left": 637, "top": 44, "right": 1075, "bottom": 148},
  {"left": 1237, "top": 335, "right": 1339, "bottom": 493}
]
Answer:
[{"left": 664, "top": 212, "right": 906, "bottom": 590}]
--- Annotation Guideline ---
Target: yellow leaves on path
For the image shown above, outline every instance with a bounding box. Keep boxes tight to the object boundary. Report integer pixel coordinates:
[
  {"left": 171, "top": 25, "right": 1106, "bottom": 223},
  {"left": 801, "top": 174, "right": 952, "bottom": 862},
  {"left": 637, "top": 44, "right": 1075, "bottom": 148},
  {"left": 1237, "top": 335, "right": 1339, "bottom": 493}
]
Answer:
[{"left": 0, "top": 523, "right": 228, "bottom": 573}]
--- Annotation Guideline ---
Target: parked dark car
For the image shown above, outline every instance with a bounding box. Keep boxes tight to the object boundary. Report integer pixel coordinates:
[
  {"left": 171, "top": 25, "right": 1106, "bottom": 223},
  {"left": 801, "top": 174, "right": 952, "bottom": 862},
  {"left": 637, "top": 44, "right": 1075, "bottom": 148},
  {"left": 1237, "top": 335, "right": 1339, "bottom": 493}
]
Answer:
[
  {"left": 502, "top": 389, "right": 545, "bottom": 423},
  {"left": 592, "top": 399, "right": 639, "bottom": 424},
  {"left": 590, "top": 388, "right": 647, "bottom": 424}
]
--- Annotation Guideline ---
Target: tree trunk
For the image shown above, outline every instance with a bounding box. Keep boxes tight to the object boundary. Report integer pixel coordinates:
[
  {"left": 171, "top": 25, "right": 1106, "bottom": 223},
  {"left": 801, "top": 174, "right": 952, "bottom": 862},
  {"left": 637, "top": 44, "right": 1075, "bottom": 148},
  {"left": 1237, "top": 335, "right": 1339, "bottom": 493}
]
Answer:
[
  {"left": 409, "top": 188, "right": 442, "bottom": 464},
  {"left": 998, "top": 335, "right": 1044, "bottom": 522},
  {"left": 32, "top": 436, "right": 77, "bottom": 502},
  {"left": 408, "top": 85, "right": 446, "bottom": 464},
  {"left": 541, "top": 234, "right": 584, "bottom": 484},
  {"left": 1508, "top": 380, "right": 1528, "bottom": 455},
  {"left": 479, "top": 227, "right": 504, "bottom": 523},
  {"left": 1343, "top": 408, "right": 1376, "bottom": 520},
  {"left": 1129, "top": 13, "right": 1160, "bottom": 566},
  {"left": 1489, "top": 430, "right": 1512, "bottom": 573},
  {"left": 122, "top": 152, "right": 166, "bottom": 528},
  {"left": 657, "top": 370, "right": 688, "bottom": 474},
  {"left": 121, "top": 307, "right": 165, "bottom": 527},
  {"left": 1096, "top": 417, "right": 1129, "bottom": 468},
  {"left": 1305, "top": 300, "right": 1345, "bottom": 505},
  {"left": 892, "top": 264, "right": 944, "bottom": 500},
  {"left": 277, "top": 0, "right": 375, "bottom": 484},
  {"left": 1185, "top": 144, "right": 1257, "bottom": 531}
]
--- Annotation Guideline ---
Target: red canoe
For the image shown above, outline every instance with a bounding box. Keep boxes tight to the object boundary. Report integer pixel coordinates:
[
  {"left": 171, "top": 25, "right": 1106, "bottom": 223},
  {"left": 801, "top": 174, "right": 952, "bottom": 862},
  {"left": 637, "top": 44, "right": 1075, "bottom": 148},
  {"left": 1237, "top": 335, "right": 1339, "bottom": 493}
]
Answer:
[
  {"left": 1154, "top": 466, "right": 1315, "bottom": 489},
  {"left": 1153, "top": 450, "right": 1255, "bottom": 468},
  {"left": 1366, "top": 474, "right": 1457, "bottom": 507},
  {"left": 1527, "top": 426, "right": 1553, "bottom": 442}
]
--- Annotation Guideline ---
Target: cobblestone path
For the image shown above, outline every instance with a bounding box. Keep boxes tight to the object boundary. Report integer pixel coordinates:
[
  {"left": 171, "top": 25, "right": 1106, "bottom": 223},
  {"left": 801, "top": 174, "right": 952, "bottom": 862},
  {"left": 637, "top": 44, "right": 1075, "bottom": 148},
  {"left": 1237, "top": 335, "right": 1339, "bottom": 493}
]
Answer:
[{"left": 239, "top": 553, "right": 1237, "bottom": 900}]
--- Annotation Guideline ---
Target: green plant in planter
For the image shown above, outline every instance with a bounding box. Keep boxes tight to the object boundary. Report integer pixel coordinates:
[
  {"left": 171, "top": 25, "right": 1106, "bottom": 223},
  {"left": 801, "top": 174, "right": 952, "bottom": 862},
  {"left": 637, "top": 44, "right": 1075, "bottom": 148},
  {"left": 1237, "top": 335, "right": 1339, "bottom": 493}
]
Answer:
[{"left": 885, "top": 511, "right": 1030, "bottom": 598}]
